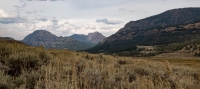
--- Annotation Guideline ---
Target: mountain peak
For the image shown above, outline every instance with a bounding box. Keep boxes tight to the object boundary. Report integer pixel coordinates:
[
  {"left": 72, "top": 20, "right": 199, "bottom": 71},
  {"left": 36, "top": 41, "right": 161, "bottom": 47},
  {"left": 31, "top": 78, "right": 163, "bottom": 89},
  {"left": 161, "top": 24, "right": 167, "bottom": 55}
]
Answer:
[
  {"left": 69, "top": 31, "right": 106, "bottom": 45},
  {"left": 32, "top": 30, "right": 55, "bottom": 36},
  {"left": 88, "top": 31, "right": 102, "bottom": 35},
  {"left": 88, "top": 31, "right": 101, "bottom": 35},
  {"left": 91, "top": 31, "right": 100, "bottom": 33},
  {"left": 87, "top": 31, "right": 105, "bottom": 44},
  {"left": 22, "top": 30, "right": 57, "bottom": 42}
]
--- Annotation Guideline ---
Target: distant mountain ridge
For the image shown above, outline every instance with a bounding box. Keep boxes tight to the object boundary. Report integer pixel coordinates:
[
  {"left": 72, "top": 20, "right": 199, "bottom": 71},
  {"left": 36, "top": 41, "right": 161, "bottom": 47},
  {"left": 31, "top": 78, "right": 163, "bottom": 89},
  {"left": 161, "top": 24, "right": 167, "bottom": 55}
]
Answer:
[
  {"left": 22, "top": 30, "right": 92, "bottom": 50},
  {"left": 86, "top": 7, "right": 200, "bottom": 53},
  {"left": 69, "top": 31, "right": 105, "bottom": 46}
]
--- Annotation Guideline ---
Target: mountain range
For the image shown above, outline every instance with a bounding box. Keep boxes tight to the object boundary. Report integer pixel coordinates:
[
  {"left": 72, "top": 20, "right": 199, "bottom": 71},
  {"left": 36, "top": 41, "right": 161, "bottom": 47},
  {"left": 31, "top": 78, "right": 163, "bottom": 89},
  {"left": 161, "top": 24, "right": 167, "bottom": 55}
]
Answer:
[
  {"left": 3, "top": 7, "right": 200, "bottom": 56},
  {"left": 22, "top": 30, "right": 105, "bottom": 50},
  {"left": 86, "top": 7, "right": 200, "bottom": 54}
]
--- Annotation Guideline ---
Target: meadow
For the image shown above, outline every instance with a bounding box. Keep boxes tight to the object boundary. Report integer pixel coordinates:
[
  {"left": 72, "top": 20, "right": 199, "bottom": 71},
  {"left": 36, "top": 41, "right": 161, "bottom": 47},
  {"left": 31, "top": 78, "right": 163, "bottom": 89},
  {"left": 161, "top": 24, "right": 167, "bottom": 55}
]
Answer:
[{"left": 0, "top": 40, "right": 200, "bottom": 89}]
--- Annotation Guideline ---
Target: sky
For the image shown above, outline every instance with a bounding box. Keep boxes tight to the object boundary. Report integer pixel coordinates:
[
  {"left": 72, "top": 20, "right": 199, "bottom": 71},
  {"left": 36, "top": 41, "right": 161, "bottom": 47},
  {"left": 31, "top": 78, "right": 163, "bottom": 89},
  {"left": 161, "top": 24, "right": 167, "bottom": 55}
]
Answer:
[{"left": 0, "top": 0, "right": 199, "bottom": 40}]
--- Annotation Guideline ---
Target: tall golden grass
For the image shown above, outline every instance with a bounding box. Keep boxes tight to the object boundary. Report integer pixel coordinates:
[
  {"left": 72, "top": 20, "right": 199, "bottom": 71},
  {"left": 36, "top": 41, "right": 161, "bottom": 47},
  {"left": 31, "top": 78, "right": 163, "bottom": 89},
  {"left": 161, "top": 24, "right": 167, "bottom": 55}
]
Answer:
[{"left": 0, "top": 40, "right": 200, "bottom": 89}]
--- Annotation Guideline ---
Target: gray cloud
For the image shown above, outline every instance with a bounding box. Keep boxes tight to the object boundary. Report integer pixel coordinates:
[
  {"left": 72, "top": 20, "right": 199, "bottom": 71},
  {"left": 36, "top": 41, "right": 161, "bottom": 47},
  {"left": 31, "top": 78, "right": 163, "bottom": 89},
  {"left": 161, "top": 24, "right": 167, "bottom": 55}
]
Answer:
[
  {"left": 13, "top": 2, "right": 27, "bottom": 8},
  {"left": 25, "top": 11, "right": 35, "bottom": 14},
  {"left": 39, "top": 17, "right": 48, "bottom": 21},
  {"left": 21, "top": 3, "right": 27, "bottom": 8},
  {"left": 0, "top": 17, "right": 29, "bottom": 24},
  {"left": 50, "top": 0, "right": 64, "bottom": 1},
  {"left": 119, "top": 8, "right": 126, "bottom": 12},
  {"left": 50, "top": 17, "right": 58, "bottom": 22},
  {"left": 46, "top": 23, "right": 60, "bottom": 29},
  {"left": 52, "top": 22, "right": 60, "bottom": 28},
  {"left": 119, "top": 8, "right": 134, "bottom": 12},
  {"left": 27, "top": 0, "right": 47, "bottom": 1},
  {"left": 46, "top": 17, "right": 61, "bottom": 29},
  {"left": 96, "top": 18, "right": 122, "bottom": 25},
  {"left": 0, "top": 13, "right": 46, "bottom": 24},
  {"left": 26, "top": 0, "right": 64, "bottom": 1},
  {"left": 68, "top": 0, "right": 132, "bottom": 9},
  {"left": 35, "top": 17, "right": 48, "bottom": 21},
  {"left": 25, "top": 10, "right": 43, "bottom": 14},
  {"left": 0, "top": 18, "right": 18, "bottom": 24}
]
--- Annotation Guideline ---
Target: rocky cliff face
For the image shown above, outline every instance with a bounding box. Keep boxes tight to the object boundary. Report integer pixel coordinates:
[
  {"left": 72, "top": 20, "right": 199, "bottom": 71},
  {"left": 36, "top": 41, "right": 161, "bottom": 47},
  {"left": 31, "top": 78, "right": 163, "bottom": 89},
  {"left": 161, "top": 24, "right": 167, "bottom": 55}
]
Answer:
[
  {"left": 69, "top": 31, "right": 105, "bottom": 46},
  {"left": 22, "top": 30, "right": 92, "bottom": 50}
]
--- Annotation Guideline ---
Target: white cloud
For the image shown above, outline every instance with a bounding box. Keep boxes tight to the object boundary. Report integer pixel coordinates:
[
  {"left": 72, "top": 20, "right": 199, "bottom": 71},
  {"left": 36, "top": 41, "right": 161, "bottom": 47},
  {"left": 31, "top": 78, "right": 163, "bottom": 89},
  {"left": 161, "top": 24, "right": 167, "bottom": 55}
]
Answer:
[
  {"left": 0, "top": 23, "right": 36, "bottom": 40},
  {"left": 74, "top": 25, "right": 81, "bottom": 29},
  {"left": 82, "top": 25, "right": 96, "bottom": 30},
  {"left": 100, "top": 26, "right": 113, "bottom": 30},
  {"left": 0, "top": 9, "right": 33, "bottom": 24},
  {"left": 0, "top": 9, "right": 16, "bottom": 19}
]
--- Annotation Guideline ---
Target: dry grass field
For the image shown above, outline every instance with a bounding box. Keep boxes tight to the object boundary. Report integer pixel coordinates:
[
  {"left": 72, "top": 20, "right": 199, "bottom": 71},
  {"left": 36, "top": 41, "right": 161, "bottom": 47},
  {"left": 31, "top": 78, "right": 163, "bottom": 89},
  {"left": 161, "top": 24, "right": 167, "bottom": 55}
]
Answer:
[{"left": 0, "top": 40, "right": 200, "bottom": 89}]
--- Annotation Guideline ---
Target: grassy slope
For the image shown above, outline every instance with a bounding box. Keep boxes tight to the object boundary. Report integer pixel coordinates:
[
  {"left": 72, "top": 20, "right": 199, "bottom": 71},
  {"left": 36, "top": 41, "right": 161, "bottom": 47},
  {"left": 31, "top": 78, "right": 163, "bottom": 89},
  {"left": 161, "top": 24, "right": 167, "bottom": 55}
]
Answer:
[{"left": 0, "top": 40, "right": 200, "bottom": 89}]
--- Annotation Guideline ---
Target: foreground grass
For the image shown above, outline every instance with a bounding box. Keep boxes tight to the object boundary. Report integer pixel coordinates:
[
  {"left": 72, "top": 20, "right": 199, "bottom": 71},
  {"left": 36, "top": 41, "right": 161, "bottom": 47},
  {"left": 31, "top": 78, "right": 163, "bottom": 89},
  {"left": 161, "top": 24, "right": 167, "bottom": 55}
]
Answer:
[{"left": 0, "top": 40, "right": 200, "bottom": 89}]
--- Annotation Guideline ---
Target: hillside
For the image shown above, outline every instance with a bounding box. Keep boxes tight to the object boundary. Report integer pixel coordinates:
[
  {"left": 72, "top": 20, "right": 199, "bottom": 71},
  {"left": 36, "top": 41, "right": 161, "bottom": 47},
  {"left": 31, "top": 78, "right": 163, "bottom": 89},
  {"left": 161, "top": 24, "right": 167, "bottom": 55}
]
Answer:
[
  {"left": 0, "top": 40, "right": 200, "bottom": 89},
  {"left": 22, "top": 30, "right": 92, "bottom": 50},
  {"left": 69, "top": 31, "right": 105, "bottom": 46},
  {"left": 0, "top": 38, "right": 27, "bottom": 46},
  {"left": 0, "top": 37, "right": 15, "bottom": 40},
  {"left": 86, "top": 7, "right": 200, "bottom": 54}
]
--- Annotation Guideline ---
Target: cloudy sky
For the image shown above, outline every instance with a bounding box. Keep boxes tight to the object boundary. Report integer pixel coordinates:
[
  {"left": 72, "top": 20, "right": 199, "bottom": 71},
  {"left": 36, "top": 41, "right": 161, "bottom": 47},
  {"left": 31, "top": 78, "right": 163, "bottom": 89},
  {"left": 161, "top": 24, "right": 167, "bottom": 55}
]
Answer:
[{"left": 0, "top": 0, "right": 199, "bottom": 40}]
